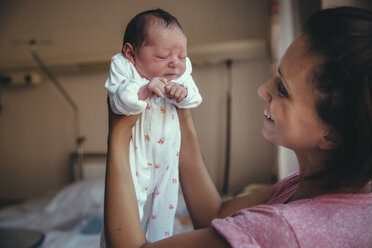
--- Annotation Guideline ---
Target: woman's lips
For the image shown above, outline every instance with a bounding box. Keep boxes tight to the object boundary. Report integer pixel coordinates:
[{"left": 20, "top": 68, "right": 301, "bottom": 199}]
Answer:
[{"left": 264, "top": 109, "right": 274, "bottom": 121}]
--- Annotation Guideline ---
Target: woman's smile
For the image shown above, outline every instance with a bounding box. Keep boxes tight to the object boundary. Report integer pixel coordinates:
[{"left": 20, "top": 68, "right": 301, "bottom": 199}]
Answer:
[{"left": 264, "top": 109, "right": 274, "bottom": 121}]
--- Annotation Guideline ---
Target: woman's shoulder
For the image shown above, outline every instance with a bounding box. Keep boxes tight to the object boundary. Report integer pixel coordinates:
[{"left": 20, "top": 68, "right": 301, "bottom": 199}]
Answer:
[
  {"left": 212, "top": 204, "right": 300, "bottom": 248},
  {"left": 267, "top": 171, "right": 301, "bottom": 205},
  {"left": 281, "top": 192, "right": 372, "bottom": 247},
  {"left": 212, "top": 191, "right": 372, "bottom": 248}
]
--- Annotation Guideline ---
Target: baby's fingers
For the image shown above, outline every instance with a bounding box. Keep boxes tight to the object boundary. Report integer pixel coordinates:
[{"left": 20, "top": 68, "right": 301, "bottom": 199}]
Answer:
[
  {"left": 177, "top": 88, "right": 188, "bottom": 103},
  {"left": 156, "top": 77, "right": 168, "bottom": 85},
  {"left": 152, "top": 85, "right": 164, "bottom": 98},
  {"left": 173, "top": 87, "right": 187, "bottom": 103},
  {"left": 165, "top": 84, "right": 187, "bottom": 102},
  {"left": 148, "top": 82, "right": 165, "bottom": 98},
  {"left": 169, "top": 84, "right": 178, "bottom": 96},
  {"left": 164, "top": 82, "right": 174, "bottom": 93}
]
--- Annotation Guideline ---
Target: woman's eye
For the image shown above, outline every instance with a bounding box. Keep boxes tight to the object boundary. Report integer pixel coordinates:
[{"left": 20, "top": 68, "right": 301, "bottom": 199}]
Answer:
[{"left": 276, "top": 81, "right": 288, "bottom": 97}]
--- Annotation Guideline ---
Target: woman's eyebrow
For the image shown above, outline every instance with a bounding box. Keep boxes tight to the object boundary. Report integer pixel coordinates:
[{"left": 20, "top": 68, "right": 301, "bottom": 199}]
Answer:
[{"left": 278, "top": 67, "right": 290, "bottom": 90}]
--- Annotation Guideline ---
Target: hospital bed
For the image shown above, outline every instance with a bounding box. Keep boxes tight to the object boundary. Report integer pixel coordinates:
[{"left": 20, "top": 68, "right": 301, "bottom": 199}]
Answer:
[{"left": 0, "top": 153, "right": 193, "bottom": 248}]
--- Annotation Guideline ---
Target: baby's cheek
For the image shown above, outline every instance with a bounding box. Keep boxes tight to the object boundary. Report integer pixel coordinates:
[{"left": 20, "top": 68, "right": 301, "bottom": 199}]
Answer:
[{"left": 178, "top": 64, "right": 186, "bottom": 76}]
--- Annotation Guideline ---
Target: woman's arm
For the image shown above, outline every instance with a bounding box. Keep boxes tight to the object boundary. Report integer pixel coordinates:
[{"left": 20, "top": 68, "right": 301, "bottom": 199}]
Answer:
[
  {"left": 104, "top": 108, "right": 146, "bottom": 247},
  {"left": 177, "top": 108, "right": 274, "bottom": 229},
  {"left": 104, "top": 103, "right": 229, "bottom": 248}
]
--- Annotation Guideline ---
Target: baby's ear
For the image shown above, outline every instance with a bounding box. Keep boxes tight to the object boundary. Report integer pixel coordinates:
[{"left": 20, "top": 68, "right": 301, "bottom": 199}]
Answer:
[
  {"left": 318, "top": 129, "right": 340, "bottom": 151},
  {"left": 123, "top": 43, "right": 136, "bottom": 64}
]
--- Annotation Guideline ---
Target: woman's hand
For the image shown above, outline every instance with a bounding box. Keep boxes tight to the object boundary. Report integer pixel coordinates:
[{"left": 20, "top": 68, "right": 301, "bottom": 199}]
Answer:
[{"left": 108, "top": 97, "right": 139, "bottom": 140}]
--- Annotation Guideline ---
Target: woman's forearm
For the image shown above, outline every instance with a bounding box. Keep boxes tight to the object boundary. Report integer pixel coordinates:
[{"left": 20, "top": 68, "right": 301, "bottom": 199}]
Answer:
[
  {"left": 178, "top": 109, "right": 223, "bottom": 229},
  {"left": 178, "top": 109, "right": 275, "bottom": 229},
  {"left": 104, "top": 114, "right": 147, "bottom": 248}
]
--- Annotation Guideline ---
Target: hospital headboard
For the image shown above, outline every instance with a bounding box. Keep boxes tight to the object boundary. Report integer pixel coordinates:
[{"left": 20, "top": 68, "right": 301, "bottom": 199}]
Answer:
[{"left": 69, "top": 153, "right": 107, "bottom": 181}]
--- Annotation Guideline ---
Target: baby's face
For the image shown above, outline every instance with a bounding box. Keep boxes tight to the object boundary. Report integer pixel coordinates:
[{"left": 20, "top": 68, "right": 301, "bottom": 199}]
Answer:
[{"left": 132, "top": 25, "right": 187, "bottom": 82}]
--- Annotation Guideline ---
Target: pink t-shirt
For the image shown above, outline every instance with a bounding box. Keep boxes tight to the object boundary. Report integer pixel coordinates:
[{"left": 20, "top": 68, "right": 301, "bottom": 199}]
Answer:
[{"left": 212, "top": 172, "right": 372, "bottom": 248}]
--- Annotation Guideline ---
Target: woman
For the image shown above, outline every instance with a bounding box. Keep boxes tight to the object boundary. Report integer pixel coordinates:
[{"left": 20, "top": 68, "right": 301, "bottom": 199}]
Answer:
[{"left": 103, "top": 7, "right": 372, "bottom": 247}]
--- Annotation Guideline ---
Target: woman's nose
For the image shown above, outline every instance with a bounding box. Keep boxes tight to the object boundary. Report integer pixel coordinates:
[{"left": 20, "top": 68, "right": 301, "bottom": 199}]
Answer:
[{"left": 258, "top": 81, "right": 272, "bottom": 103}]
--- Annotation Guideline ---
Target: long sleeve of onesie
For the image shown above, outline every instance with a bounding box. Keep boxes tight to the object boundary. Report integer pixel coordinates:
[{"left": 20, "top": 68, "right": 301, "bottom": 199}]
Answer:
[
  {"left": 105, "top": 53, "right": 148, "bottom": 115},
  {"left": 105, "top": 53, "right": 202, "bottom": 116}
]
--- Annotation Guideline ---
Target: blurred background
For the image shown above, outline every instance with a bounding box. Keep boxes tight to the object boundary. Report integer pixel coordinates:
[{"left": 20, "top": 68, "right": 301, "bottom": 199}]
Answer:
[
  {"left": 1, "top": 0, "right": 372, "bottom": 247},
  {"left": 0, "top": 0, "right": 371, "bottom": 208},
  {"left": 0, "top": 0, "right": 275, "bottom": 202}
]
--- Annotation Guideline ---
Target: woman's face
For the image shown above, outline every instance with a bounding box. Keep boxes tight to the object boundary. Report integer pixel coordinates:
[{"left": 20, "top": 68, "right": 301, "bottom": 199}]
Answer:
[{"left": 258, "top": 35, "right": 330, "bottom": 152}]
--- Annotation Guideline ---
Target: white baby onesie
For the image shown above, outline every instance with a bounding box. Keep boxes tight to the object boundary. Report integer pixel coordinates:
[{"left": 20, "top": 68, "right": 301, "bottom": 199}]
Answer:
[{"left": 104, "top": 53, "right": 202, "bottom": 242}]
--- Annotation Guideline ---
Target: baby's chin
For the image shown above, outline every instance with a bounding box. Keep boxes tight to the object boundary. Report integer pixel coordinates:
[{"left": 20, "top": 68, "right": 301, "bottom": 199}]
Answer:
[{"left": 163, "top": 74, "right": 180, "bottom": 82}]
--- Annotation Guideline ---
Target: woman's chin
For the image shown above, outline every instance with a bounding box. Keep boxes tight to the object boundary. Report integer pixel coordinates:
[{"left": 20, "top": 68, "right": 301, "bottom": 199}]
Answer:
[{"left": 261, "top": 126, "right": 279, "bottom": 146}]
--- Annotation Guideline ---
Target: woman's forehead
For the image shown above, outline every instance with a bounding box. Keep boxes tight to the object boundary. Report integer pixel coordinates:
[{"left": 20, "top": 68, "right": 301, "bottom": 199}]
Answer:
[
  {"left": 279, "top": 36, "right": 322, "bottom": 101},
  {"left": 280, "top": 36, "right": 319, "bottom": 84}
]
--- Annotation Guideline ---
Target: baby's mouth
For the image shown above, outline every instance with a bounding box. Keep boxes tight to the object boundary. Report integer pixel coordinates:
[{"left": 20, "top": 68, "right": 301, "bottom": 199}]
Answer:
[
  {"left": 166, "top": 68, "right": 179, "bottom": 76},
  {"left": 165, "top": 68, "right": 179, "bottom": 76}
]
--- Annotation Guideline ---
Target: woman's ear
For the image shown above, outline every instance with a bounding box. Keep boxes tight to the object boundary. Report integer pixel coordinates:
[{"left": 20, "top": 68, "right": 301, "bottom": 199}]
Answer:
[
  {"left": 318, "top": 129, "right": 340, "bottom": 151},
  {"left": 123, "top": 43, "right": 136, "bottom": 65}
]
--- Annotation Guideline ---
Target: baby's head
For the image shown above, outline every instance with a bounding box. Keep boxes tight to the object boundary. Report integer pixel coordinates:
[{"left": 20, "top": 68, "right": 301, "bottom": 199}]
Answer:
[{"left": 122, "top": 9, "right": 187, "bottom": 81}]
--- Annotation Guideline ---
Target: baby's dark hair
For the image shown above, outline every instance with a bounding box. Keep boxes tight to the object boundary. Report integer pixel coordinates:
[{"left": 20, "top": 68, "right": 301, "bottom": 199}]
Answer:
[
  {"left": 122, "top": 9, "right": 184, "bottom": 52},
  {"left": 304, "top": 7, "right": 372, "bottom": 190}
]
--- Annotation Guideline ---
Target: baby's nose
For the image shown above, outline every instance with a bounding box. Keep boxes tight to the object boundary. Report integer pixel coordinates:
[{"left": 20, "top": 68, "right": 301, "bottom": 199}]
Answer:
[{"left": 169, "top": 57, "right": 180, "bottom": 67}]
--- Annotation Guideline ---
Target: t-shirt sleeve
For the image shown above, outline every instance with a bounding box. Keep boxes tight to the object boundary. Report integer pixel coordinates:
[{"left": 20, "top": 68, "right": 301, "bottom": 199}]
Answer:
[
  {"left": 267, "top": 171, "right": 300, "bottom": 205},
  {"left": 211, "top": 205, "right": 299, "bottom": 248}
]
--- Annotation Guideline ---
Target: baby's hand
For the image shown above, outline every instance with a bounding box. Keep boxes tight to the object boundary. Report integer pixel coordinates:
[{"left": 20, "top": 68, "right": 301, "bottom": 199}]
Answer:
[
  {"left": 138, "top": 77, "right": 167, "bottom": 100},
  {"left": 165, "top": 82, "right": 188, "bottom": 103}
]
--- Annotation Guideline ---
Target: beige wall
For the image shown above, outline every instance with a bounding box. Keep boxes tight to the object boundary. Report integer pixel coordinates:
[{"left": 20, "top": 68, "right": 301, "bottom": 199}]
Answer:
[
  {"left": 0, "top": 80, "right": 76, "bottom": 199},
  {"left": 192, "top": 59, "right": 275, "bottom": 194},
  {"left": 0, "top": 59, "right": 274, "bottom": 200},
  {"left": 229, "top": 60, "right": 274, "bottom": 193},
  {"left": 0, "top": 0, "right": 269, "bottom": 69}
]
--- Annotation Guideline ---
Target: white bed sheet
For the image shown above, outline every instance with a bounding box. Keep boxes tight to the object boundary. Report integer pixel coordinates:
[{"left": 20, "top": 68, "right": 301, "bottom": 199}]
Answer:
[
  {"left": 0, "top": 179, "right": 193, "bottom": 248},
  {"left": 0, "top": 179, "right": 105, "bottom": 247}
]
